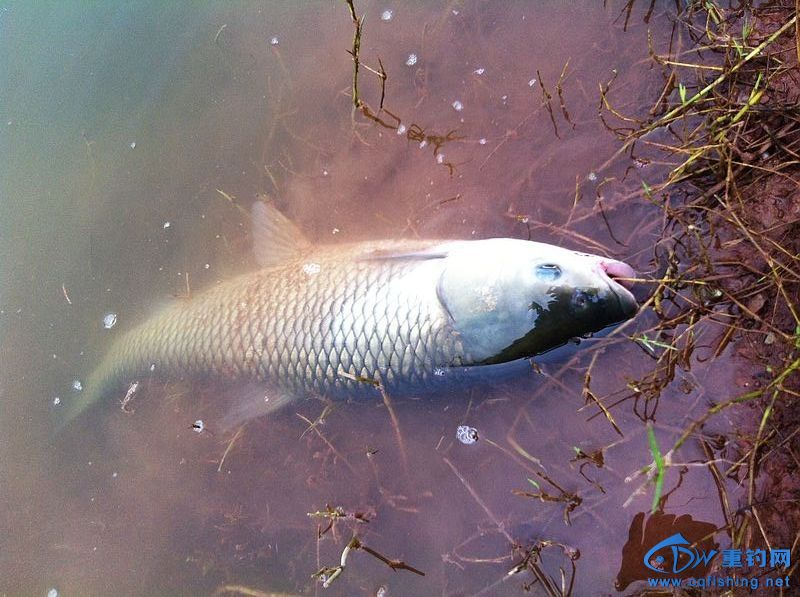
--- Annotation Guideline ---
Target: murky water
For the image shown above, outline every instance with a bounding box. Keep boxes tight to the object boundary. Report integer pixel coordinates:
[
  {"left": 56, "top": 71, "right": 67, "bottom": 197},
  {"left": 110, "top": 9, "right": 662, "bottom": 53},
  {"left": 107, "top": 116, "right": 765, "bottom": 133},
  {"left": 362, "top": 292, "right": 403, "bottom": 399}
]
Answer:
[{"left": 1, "top": 2, "right": 747, "bottom": 595}]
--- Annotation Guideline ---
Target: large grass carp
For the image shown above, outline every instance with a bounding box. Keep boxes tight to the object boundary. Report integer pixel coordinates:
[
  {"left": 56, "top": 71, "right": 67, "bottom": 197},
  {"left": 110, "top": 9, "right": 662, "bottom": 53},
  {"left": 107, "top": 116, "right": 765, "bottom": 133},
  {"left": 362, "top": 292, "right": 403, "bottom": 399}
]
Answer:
[{"left": 62, "top": 202, "right": 637, "bottom": 425}]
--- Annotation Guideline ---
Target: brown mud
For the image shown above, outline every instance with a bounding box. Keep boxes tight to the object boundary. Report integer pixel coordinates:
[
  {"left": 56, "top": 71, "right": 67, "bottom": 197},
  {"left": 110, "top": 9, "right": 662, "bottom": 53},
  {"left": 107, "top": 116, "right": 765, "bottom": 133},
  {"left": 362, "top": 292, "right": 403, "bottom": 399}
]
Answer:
[
  {"left": 612, "top": 0, "right": 800, "bottom": 593},
  {"left": 719, "top": 0, "right": 800, "bottom": 585}
]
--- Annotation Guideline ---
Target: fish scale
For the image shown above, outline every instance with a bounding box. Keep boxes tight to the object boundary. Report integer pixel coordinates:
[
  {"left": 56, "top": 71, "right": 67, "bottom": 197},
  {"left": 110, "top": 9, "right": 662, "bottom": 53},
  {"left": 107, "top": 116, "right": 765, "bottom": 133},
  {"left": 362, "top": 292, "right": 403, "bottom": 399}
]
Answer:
[{"left": 71, "top": 245, "right": 464, "bottom": 424}]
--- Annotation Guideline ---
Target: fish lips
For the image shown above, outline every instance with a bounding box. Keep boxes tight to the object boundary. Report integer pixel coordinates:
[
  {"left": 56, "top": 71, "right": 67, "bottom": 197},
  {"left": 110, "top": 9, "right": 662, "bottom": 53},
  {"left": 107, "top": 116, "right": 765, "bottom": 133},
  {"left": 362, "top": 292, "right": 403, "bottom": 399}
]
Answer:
[{"left": 598, "top": 259, "right": 639, "bottom": 320}]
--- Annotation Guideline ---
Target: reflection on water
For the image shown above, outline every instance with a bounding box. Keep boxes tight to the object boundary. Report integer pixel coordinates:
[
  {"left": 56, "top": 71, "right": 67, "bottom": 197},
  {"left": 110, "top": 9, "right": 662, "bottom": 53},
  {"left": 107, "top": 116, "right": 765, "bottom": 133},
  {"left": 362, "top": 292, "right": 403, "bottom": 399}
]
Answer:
[{"left": 1, "top": 2, "right": 742, "bottom": 595}]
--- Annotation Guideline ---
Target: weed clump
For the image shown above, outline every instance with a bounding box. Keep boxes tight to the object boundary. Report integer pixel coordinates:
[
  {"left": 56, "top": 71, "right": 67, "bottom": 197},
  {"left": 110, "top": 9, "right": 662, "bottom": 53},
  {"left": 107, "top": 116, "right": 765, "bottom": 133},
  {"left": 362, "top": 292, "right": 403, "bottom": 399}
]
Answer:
[{"left": 600, "top": 0, "right": 800, "bottom": 573}]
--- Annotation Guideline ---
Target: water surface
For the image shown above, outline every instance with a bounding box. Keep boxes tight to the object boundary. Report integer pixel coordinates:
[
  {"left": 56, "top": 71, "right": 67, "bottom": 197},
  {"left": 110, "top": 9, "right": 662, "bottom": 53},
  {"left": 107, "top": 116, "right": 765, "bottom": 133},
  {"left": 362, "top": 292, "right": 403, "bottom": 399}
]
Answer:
[{"left": 1, "top": 2, "right": 742, "bottom": 595}]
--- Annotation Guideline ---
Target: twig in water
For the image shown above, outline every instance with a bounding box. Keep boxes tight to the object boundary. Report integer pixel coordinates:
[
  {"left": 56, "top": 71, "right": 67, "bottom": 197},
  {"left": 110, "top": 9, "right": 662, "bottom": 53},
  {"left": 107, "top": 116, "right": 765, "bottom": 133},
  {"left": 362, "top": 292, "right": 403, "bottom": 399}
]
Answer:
[
  {"left": 218, "top": 425, "right": 245, "bottom": 472},
  {"left": 61, "top": 283, "right": 72, "bottom": 305},
  {"left": 312, "top": 534, "right": 424, "bottom": 588}
]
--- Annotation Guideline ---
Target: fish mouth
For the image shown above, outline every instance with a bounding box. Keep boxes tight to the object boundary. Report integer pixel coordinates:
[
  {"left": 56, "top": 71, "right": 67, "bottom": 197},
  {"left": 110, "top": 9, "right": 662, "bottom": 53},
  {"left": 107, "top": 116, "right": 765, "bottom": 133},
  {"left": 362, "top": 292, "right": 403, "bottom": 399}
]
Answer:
[{"left": 598, "top": 259, "right": 639, "bottom": 317}]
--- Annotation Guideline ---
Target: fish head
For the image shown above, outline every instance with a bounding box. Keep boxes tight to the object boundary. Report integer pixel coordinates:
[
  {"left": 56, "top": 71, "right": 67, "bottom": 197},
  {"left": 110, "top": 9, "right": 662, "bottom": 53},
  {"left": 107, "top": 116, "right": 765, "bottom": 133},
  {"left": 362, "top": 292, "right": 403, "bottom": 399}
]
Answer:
[{"left": 437, "top": 239, "right": 638, "bottom": 364}]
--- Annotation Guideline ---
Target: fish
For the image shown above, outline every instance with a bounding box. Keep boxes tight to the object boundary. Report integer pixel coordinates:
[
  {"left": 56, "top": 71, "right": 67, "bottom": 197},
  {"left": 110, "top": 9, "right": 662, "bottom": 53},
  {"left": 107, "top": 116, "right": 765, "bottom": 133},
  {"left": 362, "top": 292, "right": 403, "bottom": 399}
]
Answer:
[{"left": 61, "top": 201, "right": 638, "bottom": 426}]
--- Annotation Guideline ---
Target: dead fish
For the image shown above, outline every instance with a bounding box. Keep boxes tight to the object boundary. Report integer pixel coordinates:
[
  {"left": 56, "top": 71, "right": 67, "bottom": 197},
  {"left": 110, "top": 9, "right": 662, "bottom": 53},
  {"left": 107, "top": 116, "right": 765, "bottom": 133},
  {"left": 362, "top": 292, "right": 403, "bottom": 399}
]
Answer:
[{"left": 62, "top": 202, "right": 637, "bottom": 426}]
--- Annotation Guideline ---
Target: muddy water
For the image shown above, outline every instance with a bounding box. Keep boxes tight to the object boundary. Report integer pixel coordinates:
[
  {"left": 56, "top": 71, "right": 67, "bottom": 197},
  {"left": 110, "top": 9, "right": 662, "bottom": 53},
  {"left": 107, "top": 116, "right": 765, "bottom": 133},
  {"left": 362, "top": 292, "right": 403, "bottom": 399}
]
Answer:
[{"left": 1, "top": 2, "right": 743, "bottom": 596}]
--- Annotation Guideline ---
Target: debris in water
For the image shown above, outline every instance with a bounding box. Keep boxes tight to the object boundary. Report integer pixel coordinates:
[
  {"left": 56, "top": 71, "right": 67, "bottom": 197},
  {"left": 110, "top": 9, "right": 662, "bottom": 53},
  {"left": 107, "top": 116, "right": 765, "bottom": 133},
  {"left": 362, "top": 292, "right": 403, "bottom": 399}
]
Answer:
[
  {"left": 61, "top": 283, "right": 72, "bottom": 305},
  {"left": 162, "top": 221, "right": 171, "bottom": 229},
  {"left": 479, "top": 138, "right": 487, "bottom": 145},
  {"left": 129, "top": 141, "right": 136, "bottom": 149},
  {"left": 72, "top": 379, "right": 83, "bottom": 391},
  {"left": 396, "top": 124, "right": 406, "bottom": 135},
  {"left": 473, "top": 67, "right": 485, "bottom": 75},
  {"left": 47, "top": 589, "right": 58, "bottom": 597},
  {"left": 456, "top": 425, "right": 479, "bottom": 445},
  {"left": 452, "top": 100, "right": 463, "bottom": 112},
  {"left": 587, "top": 171, "right": 598, "bottom": 182},
  {"left": 381, "top": 9, "right": 393, "bottom": 21},
  {"left": 192, "top": 420, "right": 205, "bottom": 433},
  {"left": 303, "top": 262, "right": 321, "bottom": 275},
  {"left": 102, "top": 312, "right": 117, "bottom": 329},
  {"left": 120, "top": 381, "right": 139, "bottom": 412},
  {"left": 405, "top": 53, "right": 417, "bottom": 66},
  {"left": 269, "top": 36, "right": 279, "bottom": 46},
  {"left": 53, "top": 397, "right": 61, "bottom": 406},
  {"left": 528, "top": 78, "right": 537, "bottom": 87}
]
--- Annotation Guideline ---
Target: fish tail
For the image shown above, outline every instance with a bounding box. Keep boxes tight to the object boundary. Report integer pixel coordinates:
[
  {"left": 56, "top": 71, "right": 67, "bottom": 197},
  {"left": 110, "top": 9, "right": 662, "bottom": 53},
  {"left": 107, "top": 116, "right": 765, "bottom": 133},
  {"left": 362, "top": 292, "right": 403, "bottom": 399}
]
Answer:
[
  {"left": 57, "top": 309, "right": 169, "bottom": 430},
  {"left": 58, "top": 341, "right": 128, "bottom": 430}
]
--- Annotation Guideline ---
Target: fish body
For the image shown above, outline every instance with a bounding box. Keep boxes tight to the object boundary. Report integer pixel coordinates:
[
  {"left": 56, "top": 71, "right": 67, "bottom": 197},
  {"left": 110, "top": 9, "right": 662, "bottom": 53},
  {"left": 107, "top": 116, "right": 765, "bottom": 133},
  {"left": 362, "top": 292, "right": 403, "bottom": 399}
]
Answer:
[{"left": 63, "top": 203, "right": 638, "bottom": 425}]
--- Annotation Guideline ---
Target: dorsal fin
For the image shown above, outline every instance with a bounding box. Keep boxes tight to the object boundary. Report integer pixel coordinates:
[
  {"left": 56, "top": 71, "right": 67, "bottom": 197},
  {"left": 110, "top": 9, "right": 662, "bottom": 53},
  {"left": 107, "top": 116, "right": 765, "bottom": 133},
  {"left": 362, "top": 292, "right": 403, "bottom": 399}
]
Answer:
[{"left": 251, "top": 201, "right": 312, "bottom": 268}]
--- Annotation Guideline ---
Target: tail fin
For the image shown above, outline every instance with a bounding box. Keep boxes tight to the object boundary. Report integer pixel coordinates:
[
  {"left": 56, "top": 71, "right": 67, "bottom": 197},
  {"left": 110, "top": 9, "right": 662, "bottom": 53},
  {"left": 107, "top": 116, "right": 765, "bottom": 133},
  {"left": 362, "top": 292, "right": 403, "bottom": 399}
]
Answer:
[{"left": 57, "top": 350, "right": 122, "bottom": 431}]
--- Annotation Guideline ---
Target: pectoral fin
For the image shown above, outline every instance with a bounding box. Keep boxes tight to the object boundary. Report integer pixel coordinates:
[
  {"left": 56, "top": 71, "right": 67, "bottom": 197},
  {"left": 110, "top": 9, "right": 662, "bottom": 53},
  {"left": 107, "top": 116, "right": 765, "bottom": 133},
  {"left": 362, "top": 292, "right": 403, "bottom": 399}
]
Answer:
[{"left": 220, "top": 383, "right": 299, "bottom": 429}]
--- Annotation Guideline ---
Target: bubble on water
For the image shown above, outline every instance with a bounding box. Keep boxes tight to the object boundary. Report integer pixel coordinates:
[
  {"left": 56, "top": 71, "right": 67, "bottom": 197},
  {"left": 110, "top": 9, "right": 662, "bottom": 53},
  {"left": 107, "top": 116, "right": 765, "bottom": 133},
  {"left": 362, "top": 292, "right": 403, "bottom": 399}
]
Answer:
[
  {"left": 47, "top": 589, "right": 58, "bottom": 597},
  {"left": 381, "top": 9, "right": 393, "bottom": 21},
  {"left": 72, "top": 379, "right": 83, "bottom": 391},
  {"left": 396, "top": 124, "right": 407, "bottom": 135},
  {"left": 405, "top": 53, "right": 418, "bottom": 66},
  {"left": 204, "top": 263, "right": 210, "bottom": 269},
  {"left": 102, "top": 312, "right": 117, "bottom": 329},
  {"left": 587, "top": 172, "right": 598, "bottom": 182},
  {"left": 473, "top": 67, "right": 485, "bottom": 75},
  {"left": 129, "top": 141, "right": 136, "bottom": 149},
  {"left": 53, "top": 397, "right": 61, "bottom": 406},
  {"left": 269, "top": 36, "right": 279, "bottom": 46},
  {"left": 451, "top": 100, "right": 463, "bottom": 112},
  {"left": 112, "top": 471, "right": 118, "bottom": 478},
  {"left": 528, "top": 78, "right": 537, "bottom": 87},
  {"left": 456, "top": 425, "right": 479, "bottom": 445}
]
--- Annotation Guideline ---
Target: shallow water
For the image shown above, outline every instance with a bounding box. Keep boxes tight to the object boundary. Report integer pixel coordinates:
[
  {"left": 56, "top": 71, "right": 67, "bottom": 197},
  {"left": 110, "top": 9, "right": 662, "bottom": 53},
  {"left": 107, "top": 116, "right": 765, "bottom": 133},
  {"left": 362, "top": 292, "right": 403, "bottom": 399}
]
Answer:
[{"left": 1, "top": 2, "right": 747, "bottom": 595}]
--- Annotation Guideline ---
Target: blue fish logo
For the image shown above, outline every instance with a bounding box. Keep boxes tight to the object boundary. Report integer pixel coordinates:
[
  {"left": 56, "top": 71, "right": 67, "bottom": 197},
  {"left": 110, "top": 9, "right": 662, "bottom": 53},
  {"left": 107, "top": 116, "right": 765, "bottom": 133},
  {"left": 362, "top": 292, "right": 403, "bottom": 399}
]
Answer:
[{"left": 643, "top": 533, "right": 718, "bottom": 574}]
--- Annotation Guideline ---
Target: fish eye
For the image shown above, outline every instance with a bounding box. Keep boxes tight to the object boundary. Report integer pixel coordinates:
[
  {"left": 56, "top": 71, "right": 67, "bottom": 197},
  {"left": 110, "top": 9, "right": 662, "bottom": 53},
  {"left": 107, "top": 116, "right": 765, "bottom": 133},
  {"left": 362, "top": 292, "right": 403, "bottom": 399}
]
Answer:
[{"left": 535, "top": 263, "right": 561, "bottom": 281}]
